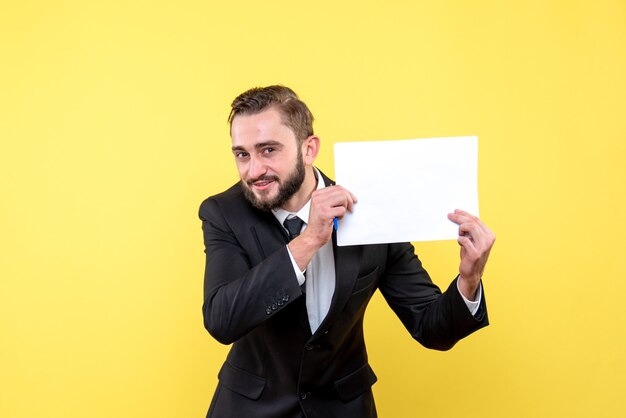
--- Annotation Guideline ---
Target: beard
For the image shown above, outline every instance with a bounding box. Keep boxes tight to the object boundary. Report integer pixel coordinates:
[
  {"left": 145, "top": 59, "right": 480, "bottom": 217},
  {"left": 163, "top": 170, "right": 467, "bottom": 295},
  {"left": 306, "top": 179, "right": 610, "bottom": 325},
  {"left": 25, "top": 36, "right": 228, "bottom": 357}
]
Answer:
[{"left": 241, "top": 153, "right": 306, "bottom": 211}]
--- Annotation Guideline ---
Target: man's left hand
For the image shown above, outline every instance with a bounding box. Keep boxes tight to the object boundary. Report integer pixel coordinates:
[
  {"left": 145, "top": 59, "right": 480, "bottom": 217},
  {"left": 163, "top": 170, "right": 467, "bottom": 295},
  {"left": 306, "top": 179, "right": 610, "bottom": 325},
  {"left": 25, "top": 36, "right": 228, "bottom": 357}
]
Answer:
[{"left": 447, "top": 209, "right": 496, "bottom": 300}]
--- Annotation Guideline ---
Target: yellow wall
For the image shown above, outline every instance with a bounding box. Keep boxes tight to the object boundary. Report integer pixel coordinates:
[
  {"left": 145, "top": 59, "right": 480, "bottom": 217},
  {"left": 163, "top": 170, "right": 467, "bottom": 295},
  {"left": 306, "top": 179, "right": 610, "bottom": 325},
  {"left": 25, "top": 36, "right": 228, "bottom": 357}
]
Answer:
[{"left": 1, "top": 1, "right": 624, "bottom": 417}]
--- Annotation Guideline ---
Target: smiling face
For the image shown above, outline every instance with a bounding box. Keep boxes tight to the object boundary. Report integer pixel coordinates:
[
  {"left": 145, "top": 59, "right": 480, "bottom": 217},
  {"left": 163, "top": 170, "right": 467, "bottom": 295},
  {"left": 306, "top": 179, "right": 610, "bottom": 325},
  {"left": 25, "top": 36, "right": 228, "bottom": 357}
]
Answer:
[{"left": 231, "top": 107, "right": 313, "bottom": 211}]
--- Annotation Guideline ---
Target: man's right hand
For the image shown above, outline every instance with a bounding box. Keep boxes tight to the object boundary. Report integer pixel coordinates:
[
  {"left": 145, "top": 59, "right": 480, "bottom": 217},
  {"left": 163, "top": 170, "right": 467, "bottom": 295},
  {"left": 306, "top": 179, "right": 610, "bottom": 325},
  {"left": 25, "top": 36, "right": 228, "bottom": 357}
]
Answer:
[{"left": 288, "top": 185, "right": 357, "bottom": 271}]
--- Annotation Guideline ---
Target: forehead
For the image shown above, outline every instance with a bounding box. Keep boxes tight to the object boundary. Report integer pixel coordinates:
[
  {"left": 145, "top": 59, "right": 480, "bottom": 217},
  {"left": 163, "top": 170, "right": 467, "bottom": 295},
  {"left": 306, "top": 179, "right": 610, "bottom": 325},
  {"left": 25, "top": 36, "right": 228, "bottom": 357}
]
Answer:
[{"left": 230, "top": 108, "right": 296, "bottom": 147}]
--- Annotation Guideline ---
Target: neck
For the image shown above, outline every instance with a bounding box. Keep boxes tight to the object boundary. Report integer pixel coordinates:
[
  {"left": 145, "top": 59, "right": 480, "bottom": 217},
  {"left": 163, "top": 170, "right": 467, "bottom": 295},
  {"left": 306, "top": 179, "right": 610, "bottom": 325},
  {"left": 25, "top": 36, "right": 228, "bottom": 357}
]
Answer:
[{"left": 281, "top": 166, "right": 317, "bottom": 213}]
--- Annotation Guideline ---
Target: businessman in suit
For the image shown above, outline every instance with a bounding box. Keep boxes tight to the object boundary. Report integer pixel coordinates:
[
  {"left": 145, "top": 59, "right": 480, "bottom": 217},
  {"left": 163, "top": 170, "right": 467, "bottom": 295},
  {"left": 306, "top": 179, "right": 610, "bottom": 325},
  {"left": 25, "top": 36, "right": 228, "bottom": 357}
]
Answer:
[{"left": 199, "top": 85, "right": 495, "bottom": 418}]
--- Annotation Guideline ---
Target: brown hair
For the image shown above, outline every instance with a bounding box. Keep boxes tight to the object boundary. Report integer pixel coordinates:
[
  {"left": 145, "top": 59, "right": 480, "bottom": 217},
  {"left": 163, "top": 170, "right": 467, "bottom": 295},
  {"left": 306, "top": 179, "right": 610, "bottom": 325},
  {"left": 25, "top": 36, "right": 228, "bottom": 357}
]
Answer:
[{"left": 228, "top": 85, "right": 314, "bottom": 142}]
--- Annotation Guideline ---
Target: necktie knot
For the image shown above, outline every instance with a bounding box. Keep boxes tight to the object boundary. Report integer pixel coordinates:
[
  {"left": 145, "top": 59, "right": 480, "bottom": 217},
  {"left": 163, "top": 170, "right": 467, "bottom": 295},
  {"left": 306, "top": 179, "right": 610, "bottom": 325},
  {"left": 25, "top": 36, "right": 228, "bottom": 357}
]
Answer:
[{"left": 283, "top": 216, "right": 304, "bottom": 240}]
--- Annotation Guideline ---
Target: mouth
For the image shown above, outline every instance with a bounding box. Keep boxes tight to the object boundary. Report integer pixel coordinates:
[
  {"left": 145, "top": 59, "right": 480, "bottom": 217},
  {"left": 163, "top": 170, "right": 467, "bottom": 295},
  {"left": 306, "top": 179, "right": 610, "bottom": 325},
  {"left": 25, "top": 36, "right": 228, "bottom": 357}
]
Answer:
[
  {"left": 252, "top": 179, "right": 274, "bottom": 191},
  {"left": 247, "top": 176, "right": 279, "bottom": 192}
]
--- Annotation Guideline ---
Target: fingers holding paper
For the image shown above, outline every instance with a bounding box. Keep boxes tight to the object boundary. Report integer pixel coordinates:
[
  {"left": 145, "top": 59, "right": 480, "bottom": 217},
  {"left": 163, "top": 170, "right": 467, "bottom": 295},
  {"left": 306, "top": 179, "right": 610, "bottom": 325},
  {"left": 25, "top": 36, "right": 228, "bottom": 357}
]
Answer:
[
  {"left": 306, "top": 185, "right": 357, "bottom": 247},
  {"left": 447, "top": 209, "right": 496, "bottom": 300}
]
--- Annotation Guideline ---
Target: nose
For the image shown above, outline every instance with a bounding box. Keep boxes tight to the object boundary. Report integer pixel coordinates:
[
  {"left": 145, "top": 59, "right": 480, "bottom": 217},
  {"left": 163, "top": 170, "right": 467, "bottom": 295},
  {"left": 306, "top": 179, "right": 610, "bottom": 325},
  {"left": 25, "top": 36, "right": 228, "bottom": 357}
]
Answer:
[{"left": 247, "top": 155, "right": 267, "bottom": 180}]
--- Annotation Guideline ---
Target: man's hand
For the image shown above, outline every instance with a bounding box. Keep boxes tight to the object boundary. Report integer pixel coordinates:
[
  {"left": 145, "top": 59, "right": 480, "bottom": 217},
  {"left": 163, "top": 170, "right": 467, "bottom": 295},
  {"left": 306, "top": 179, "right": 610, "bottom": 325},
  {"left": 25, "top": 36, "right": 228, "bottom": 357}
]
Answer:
[
  {"left": 289, "top": 185, "right": 357, "bottom": 271},
  {"left": 447, "top": 209, "right": 496, "bottom": 300},
  {"left": 306, "top": 185, "right": 357, "bottom": 246}
]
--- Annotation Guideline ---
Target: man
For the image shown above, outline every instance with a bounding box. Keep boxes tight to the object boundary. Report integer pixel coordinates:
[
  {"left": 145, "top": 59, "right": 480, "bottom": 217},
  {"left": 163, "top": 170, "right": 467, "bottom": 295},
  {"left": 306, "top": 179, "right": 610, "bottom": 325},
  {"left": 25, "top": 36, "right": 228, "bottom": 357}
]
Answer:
[{"left": 199, "top": 85, "right": 495, "bottom": 418}]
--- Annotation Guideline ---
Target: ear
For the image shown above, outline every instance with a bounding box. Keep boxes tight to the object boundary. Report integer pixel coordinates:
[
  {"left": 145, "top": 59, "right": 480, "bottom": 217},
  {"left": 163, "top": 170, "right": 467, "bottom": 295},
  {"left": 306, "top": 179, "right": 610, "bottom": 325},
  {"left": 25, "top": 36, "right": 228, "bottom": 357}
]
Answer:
[{"left": 302, "top": 135, "right": 320, "bottom": 166}]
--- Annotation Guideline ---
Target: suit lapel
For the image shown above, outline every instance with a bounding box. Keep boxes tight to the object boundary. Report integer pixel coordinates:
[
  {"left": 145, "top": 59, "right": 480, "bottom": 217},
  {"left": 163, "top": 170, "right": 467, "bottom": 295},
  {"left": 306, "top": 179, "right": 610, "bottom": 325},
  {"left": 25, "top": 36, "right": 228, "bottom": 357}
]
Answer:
[
  {"left": 311, "top": 233, "right": 361, "bottom": 340},
  {"left": 248, "top": 211, "right": 289, "bottom": 259},
  {"left": 310, "top": 170, "right": 362, "bottom": 339}
]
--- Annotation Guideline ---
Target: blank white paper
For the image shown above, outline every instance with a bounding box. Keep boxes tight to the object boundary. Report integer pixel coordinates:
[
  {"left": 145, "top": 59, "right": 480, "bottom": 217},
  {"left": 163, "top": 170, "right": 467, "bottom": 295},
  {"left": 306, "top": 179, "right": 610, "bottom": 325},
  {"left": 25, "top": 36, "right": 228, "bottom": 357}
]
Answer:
[{"left": 334, "top": 136, "right": 479, "bottom": 246}]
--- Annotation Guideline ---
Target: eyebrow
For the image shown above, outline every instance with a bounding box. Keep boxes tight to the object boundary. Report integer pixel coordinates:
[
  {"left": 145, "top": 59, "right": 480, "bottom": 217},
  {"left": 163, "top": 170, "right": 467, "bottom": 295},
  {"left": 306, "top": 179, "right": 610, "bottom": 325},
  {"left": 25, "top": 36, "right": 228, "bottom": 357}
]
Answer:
[{"left": 231, "top": 141, "right": 282, "bottom": 152}]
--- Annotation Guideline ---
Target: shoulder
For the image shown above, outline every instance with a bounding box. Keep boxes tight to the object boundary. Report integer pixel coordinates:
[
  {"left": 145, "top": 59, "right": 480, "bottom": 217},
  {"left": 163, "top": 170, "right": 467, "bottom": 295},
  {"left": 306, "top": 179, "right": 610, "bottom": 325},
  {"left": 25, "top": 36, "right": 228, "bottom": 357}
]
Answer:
[
  {"left": 316, "top": 167, "right": 335, "bottom": 187},
  {"left": 198, "top": 182, "right": 246, "bottom": 220},
  {"left": 198, "top": 182, "right": 275, "bottom": 232}
]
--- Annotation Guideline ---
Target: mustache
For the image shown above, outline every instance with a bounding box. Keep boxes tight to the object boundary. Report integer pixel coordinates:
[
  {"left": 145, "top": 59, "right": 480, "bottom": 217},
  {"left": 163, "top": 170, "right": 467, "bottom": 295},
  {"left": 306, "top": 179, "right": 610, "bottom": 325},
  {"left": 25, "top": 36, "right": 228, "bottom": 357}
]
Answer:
[{"left": 246, "top": 175, "right": 280, "bottom": 186}]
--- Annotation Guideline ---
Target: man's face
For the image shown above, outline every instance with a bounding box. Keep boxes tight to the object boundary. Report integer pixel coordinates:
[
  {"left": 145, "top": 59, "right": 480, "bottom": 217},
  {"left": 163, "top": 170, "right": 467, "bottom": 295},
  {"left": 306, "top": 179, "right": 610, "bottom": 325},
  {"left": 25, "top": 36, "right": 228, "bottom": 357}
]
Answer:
[{"left": 230, "top": 108, "right": 305, "bottom": 211}]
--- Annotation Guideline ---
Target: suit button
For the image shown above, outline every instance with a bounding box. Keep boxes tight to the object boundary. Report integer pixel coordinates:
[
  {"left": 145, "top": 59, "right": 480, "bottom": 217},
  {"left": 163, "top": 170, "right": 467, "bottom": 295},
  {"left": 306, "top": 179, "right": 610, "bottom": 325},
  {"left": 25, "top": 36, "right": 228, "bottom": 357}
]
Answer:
[
  {"left": 271, "top": 303, "right": 278, "bottom": 310},
  {"left": 305, "top": 344, "right": 314, "bottom": 351},
  {"left": 282, "top": 294, "right": 290, "bottom": 302},
  {"left": 299, "top": 391, "right": 310, "bottom": 400},
  {"left": 265, "top": 307, "right": 272, "bottom": 315}
]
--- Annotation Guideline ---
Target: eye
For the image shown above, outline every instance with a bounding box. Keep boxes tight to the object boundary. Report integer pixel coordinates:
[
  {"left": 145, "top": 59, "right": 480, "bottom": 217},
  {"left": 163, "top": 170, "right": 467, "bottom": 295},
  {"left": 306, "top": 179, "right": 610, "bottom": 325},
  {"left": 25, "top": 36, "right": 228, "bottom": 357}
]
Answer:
[
  {"left": 263, "top": 147, "right": 275, "bottom": 154},
  {"left": 234, "top": 151, "right": 249, "bottom": 159}
]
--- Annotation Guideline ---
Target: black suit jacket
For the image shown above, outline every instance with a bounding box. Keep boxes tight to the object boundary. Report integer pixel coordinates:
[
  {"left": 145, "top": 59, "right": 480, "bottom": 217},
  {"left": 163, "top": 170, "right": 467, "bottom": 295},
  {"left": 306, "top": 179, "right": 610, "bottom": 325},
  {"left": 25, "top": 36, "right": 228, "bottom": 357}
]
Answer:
[{"left": 199, "top": 171, "right": 488, "bottom": 418}]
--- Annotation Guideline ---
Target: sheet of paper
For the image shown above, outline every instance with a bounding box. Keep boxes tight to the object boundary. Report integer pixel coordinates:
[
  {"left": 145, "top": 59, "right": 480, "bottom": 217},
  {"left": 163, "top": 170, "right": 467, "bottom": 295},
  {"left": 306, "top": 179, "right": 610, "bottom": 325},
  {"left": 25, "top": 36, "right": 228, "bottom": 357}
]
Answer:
[{"left": 334, "top": 136, "right": 479, "bottom": 246}]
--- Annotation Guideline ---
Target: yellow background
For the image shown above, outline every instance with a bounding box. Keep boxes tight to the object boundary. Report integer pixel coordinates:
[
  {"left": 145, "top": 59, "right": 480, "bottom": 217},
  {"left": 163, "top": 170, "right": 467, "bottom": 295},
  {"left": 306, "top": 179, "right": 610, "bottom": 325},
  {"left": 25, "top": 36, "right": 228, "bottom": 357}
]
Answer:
[{"left": 1, "top": 1, "right": 625, "bottom": 417}]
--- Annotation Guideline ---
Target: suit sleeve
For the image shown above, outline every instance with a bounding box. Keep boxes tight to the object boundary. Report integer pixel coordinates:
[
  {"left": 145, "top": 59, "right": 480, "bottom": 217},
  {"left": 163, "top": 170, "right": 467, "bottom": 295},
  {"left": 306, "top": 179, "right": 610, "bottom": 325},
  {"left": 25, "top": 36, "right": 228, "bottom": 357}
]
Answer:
[
  {"left": 199, "top": 198, "right": 303, "bottom": 345},
  {"left": 378, "top": 242, "right": 488, "bottom": 351}
]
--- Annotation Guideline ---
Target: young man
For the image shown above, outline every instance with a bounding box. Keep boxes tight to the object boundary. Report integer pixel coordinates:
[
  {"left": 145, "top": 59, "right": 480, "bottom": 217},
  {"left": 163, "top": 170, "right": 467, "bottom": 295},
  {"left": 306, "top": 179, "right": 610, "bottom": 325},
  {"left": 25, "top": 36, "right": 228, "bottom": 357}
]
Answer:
[{"left": 199, "top": 85, "right": 495, "bottom": 418}]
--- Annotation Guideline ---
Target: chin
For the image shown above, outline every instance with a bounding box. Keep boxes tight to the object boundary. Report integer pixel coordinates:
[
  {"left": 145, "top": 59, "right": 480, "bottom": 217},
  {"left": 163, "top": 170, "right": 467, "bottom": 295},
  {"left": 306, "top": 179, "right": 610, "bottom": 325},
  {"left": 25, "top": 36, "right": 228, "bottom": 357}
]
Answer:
[
  {"left": 253, "top": 188, "right": 277, "bottom": 201},
  {"left": 242, "top": 186, "right": 279, "bottom": 211}
]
